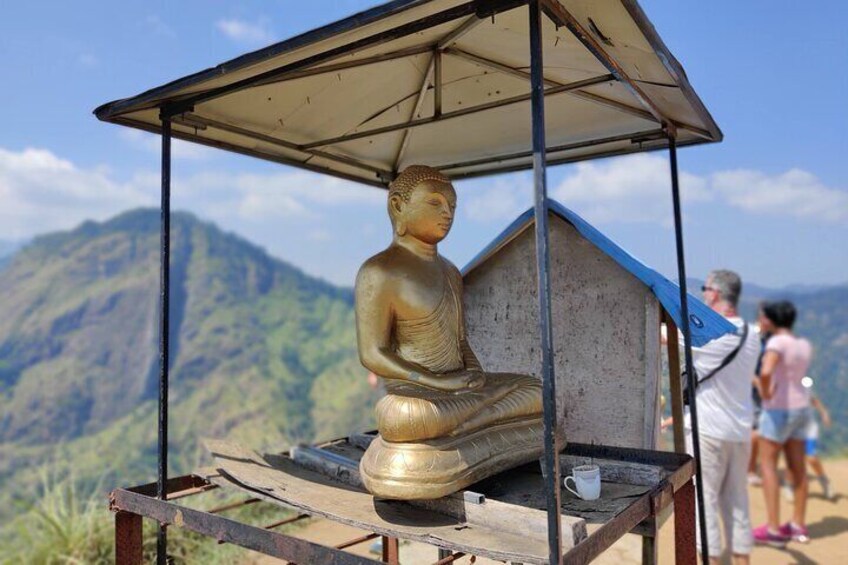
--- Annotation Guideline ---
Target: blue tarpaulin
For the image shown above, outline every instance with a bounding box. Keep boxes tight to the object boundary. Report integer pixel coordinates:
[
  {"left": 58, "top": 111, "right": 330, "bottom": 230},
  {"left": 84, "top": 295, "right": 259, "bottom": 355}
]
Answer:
[{"left": 463, "top": 199, "right": 737, "bottom": 347}]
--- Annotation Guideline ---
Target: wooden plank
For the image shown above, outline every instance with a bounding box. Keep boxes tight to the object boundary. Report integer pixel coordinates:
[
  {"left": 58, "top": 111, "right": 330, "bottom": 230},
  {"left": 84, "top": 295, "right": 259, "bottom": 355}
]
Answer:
[
  {"left": 562, "top": 492, "right": 653, "bottom": 563},
  {"left": 202, "top": 440, "right": 559, "bottom": 564},
  {"left": 560, "top": 454, "right": 663, "bottom": 487},
  {"left": 664, "top": 311, "right": 687, "bottom": 454},
  {"left": 294, "top": 440, "right": 588, "bottom": 550}
]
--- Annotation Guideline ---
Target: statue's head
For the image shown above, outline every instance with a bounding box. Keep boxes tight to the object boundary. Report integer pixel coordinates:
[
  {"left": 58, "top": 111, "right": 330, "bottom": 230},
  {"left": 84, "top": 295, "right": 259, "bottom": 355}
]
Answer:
[{"left": 388, "top": 165, "right": 457, "bottom": 244}]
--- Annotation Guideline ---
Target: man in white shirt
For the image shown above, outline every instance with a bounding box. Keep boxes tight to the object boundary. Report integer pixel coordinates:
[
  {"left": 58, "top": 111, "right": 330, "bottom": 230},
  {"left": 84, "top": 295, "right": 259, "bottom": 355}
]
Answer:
[{"left": 686, "top": 270, "right": 761, "bottom": 564}]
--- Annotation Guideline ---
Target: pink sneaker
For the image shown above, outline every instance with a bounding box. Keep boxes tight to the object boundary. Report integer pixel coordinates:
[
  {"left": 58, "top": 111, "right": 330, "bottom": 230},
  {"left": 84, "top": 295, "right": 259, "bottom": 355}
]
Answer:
[
  {"left": 780, "top": 522, "right": 810, "bottom": 543},
  {"left": 753, "top": 524, "right": 789, "bottom": 548}
]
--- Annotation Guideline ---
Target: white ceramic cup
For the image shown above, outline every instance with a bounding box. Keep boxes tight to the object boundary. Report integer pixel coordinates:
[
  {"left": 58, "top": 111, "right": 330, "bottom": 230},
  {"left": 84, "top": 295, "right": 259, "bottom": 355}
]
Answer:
[{"left": 563, "top": 464, "right": 601, "bottom": 500}]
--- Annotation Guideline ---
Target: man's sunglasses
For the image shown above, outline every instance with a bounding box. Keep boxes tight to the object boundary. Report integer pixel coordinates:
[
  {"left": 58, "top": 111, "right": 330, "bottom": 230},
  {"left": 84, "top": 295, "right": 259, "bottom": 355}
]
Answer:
[{"left": 701, "top": 285, "right": 718, "bottom": 292}]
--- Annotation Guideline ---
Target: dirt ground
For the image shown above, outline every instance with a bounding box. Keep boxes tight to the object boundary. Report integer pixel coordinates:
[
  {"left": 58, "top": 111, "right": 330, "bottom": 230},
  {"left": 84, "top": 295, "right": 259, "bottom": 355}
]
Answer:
[{"left": 257, "top": 459, "right": 847, "bottom": 564}]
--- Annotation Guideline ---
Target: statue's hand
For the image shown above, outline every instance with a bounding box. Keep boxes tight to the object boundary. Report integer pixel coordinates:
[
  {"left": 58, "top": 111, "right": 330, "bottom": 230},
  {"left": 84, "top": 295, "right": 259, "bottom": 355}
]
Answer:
[{"left": 411, "top": 370, "right": 485, "bottom": 392}]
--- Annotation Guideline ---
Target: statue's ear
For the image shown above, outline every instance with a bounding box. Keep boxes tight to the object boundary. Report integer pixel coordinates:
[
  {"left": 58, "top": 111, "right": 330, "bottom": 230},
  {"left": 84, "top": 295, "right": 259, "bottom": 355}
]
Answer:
[{"left": 388, "top": 194, "right": 404, "bottom": 217}]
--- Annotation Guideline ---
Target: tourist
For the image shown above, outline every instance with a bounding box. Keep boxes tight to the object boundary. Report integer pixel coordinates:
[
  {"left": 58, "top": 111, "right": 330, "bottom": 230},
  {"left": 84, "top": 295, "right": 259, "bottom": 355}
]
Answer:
[
  {"left": 686, "top": 270, "right": 761, "bottom": 564},
  {"left": 747, "top": 326, "right": 768, "bottom": 486},
  {"left": 753, "top": 300, "right": 814, "bottom": 546},
  {"left": 806, "top": 392, "right": 834, "bottom": 500}
]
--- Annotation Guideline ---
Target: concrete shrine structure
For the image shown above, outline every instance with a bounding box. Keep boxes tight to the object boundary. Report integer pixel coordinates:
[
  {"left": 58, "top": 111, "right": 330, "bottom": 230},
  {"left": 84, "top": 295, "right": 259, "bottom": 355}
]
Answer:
[{"left": 463, "top": 199, "right": 733, "bottom": 451}]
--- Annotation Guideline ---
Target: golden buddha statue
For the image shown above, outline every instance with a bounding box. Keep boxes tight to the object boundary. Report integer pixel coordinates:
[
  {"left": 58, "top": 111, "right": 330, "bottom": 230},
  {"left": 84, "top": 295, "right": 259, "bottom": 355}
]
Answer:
[{"left": 355, "top": 165, "right": 544, "bottom": 500}]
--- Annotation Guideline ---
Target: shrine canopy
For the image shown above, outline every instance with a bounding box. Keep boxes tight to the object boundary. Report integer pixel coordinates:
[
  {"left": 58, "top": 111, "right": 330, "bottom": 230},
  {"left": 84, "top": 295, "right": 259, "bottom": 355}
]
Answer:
[
  {"left": 464, "top": 200, "right": 738, "bottom": 346},
  {"left": 95, "top": 0, "right": 721, "bottom": 188}
]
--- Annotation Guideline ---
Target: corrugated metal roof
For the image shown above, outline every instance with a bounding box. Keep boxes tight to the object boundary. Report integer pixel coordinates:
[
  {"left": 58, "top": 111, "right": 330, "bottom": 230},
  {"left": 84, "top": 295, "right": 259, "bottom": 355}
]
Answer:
[
  {"left": 463, "top": 199, "right": 737, "bottom": 346},
  {"left": 95, "top": 0, "right": 721, "bottom": 188}
]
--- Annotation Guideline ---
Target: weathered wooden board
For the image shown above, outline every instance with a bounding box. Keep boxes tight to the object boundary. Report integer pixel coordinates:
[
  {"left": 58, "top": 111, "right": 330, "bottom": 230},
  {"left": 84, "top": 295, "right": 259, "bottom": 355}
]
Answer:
[{"left": 202, "top": 440, "right": 584, "bottom": 564}]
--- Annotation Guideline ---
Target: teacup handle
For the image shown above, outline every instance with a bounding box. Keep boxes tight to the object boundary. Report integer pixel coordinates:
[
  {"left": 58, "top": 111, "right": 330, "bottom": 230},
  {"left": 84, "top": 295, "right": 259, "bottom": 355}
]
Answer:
[{"left": 563, "top": 475, "right": 580, "bottom": 498}]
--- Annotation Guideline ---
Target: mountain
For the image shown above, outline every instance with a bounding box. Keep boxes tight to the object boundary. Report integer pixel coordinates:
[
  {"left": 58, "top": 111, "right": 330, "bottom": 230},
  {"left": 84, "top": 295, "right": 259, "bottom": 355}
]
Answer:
[
  {"left": 0, "top": 239, "right": 24, "bottom": 271},
  {"left": 0, "top": 209, "right": 378, "bottom": 521}
]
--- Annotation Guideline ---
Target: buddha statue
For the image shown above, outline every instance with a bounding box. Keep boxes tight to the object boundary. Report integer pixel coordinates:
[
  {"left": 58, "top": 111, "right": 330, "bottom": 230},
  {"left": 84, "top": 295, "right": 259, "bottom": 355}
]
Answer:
[{"left": 355, "top": 165, "right": 545, "bottom": 500}]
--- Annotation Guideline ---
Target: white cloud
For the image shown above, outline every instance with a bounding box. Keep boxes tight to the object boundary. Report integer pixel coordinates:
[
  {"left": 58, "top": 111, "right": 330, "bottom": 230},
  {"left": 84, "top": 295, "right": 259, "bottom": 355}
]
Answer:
[
  {"left": 0, "top": 147, "right": 152, "bottom": 239},
  {"left": 461, "top": 177, "right": 532, "bottom": 223},
  {"left": 0, "top": 146, "right": 384, "bottom": 242},
  {"left": 712, "top": 168, "right": 848, "bottom": 222},
  {"left": 216, "top": 18, "right": 275, "bottom": 46},
  {"left": 551, "top": 154, "right": 710, "bottom": 224},
  {"left": 119, "top": 129, "right": 214, "bottom": 161},
  {"left": 544, "top": 154, "right": 846, "bottom": 226}
]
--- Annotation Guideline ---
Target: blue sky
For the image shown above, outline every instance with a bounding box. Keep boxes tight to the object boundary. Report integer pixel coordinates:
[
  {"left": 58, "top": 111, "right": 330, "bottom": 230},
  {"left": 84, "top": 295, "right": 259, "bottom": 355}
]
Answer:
[{"left": 1, "top": 1, "right": 846, "bottom": 288}]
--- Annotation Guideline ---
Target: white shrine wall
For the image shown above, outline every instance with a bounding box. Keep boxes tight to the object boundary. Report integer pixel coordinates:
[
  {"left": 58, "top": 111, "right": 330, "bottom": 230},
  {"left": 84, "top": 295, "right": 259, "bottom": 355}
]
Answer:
[{"left": 463, "top": 214, "right": 661, "bottom": 449}]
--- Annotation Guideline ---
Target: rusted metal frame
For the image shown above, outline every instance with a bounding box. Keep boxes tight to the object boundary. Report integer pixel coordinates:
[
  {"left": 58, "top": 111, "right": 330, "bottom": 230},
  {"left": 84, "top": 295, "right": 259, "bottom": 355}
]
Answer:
[
  {"left": 434, "top": 49, "right": 444, "bottom": 117},
  {"left": 538, "top": 0, "right": 666, "bottom": 125},
  {"left": 300, "top": 73, "right": 613, "bottom": 150},
  {"left": 394, "top": 53, "right": 437, "bottom": 171},
  {"left": 382, "top": 536, "right": 400, "bottom": 564},
  {"left": 563, "top": 441, "right": 691, "bottom": 473},
  {"left": 111, "top": 488, "right": 381, "bottom": 564},
  {"left": 437, "top": 14, "right": 483, "bottom": 50},
  {"left": 445, "top": 47, "right": 712, "bottom": 139},
  {"left": 263, "top": 513, "right": 311, "bottom": 530},
  {"left": 562, "top": 492, "right": 653, "bottom": 563},
  {"left": 618, "top": 0, "right": 722, "bottom": 141},
  {"left": 217, "top": 513, "right": 311, "bottom": 545},
  {"left": 528, "top": 2, "right": 562, "bottom": 563},
  {"left": 156, "top": 111, "right": 173, "bottom": 565},
  {"left": 336, "top": 532, "right": 381, "bottom": 550},
  {"left": 95, "top": 0, "right": 454, "bottom": 119},
  {"left": 674, "top": 479, "right": 697, "bottom": 564},
  {"left": 446, "top": 133, "right": 704, "bottom": 180},
  {"left": 664, "top": 310, "right": 686, "bottom": 454},
  {"left": 110, "top": 116, "right": 388, "bottom": 189},
  {"left": 439, "top": 128, "right": 662, "bottom": 171},
  {"left": 668, "top": 133, "right": 710, "bottom": 564},
  {"left": 208, "top": 497, "right": 261, "bottom": 514},
  {"left": 182, "top": 114, "right": 394, "bottom": 180},
  {"left": 115, "top": 511, "right": 143, "bottom": 565},
  {"left": 433, "top": 551, "right": 468, "bottom": 564},
  {"left": 158, "top": 1, "right": 525, "bottom": 115},
  {"left": 127, "top": 474, "right": 211, "bottom": 497},
  {"left": 253, "top": 44, "right": 435, "bottom": 89}
]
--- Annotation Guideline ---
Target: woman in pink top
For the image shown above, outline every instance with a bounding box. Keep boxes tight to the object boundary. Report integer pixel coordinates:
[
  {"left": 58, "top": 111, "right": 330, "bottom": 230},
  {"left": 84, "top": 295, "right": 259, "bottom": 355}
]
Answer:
[{"left": 753, "top": 300, "right": 814, "bottom": 547}]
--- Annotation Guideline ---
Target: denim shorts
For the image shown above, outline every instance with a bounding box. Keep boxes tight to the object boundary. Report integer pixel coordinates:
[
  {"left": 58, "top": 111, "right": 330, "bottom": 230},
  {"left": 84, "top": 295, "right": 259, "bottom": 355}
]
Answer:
[{"left": 759, "top": 408, "right": 812, "bottom": 444}]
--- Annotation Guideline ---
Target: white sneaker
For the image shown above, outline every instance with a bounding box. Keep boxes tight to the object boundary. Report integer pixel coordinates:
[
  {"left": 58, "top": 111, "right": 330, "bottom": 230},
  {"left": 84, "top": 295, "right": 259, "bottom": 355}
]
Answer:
[
  {"left": 782, "top": 484, "right": 795, "bottom": 502},
  {"left": 820, "top": 476, "right": 834, "bottom": 500}
]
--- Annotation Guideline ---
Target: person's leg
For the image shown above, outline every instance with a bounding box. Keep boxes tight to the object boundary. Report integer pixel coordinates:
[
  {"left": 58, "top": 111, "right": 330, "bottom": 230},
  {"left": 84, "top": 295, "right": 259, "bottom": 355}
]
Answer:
[
  {"left": 785, "top": 438, "right": 809, "bottom": 527},
  {"left": 808, "top": 454, "right": 825, "bottom": 478},
  {"left": 687, "top": 432, "right": 724, "bottom": 560},
  {"left": 721, "top": 441, "right": 752, "bottom": 564},
  {"left": 748, "top": 429, "right": 760, "bottom": 476},
  {"left": 759, "top": 436, "right": 783, "bottom": 530}
]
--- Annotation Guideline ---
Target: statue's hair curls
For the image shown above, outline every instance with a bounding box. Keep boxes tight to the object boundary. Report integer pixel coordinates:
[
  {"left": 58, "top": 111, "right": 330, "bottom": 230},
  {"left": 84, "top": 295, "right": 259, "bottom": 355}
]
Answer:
[{"left": 388, "top": 165, "right": 451, "bottom": 202}]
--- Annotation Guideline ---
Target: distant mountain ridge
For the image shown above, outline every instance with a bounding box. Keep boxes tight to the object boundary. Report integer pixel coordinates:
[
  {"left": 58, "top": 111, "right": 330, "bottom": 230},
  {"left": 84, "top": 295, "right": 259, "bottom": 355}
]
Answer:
[{"left": 0, "top": 209, "right": 377, "bottom": 521}]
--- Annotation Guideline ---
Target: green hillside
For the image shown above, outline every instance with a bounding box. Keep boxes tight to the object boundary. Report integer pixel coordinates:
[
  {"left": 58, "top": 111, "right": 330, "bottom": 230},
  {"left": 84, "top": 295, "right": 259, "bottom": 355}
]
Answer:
[{"left": 0, "top": 209, "right": 378, "bottom": 523}]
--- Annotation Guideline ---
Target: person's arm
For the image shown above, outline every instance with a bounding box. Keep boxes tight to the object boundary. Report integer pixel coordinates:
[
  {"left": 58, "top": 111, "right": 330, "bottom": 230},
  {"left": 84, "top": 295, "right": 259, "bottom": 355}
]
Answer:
[
  {"left": 811, "top": 396, "right": 832, "bottom": 428},
  {"left": 758, "top": 350, "right": 780, "bottom": 400},
  {"left": 355, "top": 263, "right": 479, "bottom": 392}
]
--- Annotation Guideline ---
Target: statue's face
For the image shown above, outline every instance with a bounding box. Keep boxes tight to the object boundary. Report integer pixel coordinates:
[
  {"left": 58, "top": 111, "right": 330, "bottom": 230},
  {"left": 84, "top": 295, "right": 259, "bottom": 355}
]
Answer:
[{"left": 393, "top": 179, "right": 457, "bottom": 244}]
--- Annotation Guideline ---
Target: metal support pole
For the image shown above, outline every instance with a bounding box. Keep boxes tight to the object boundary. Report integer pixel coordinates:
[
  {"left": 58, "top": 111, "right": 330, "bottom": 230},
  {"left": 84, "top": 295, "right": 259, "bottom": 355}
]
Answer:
[
  {"left": 529, "top": 2, "right": 562, "bottom": 563},
  {"left": 668, "top": 134, "right": 709, "bottom": 564},
  {"left": 157, "top": 113, "right": 173, "bottom": 565}
]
